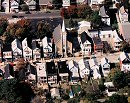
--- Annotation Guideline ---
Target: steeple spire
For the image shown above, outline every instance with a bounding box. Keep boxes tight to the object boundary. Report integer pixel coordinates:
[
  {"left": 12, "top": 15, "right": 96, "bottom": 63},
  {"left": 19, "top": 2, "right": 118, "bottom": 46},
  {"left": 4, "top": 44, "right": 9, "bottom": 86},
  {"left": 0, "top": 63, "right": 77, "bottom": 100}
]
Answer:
[{"left": 62, "top": 19, "right": 66, "bottom": 33}]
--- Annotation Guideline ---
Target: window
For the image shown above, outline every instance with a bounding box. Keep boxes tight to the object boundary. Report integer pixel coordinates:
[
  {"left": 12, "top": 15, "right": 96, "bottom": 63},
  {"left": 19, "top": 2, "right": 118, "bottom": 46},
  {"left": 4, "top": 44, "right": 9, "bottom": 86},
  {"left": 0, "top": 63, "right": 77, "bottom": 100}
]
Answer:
[
  {"left": 108, "top": 34, "right": 111, "bottom": 38},
  {"left": 103, "top": 35, "right": 105, "bottom": 38}
]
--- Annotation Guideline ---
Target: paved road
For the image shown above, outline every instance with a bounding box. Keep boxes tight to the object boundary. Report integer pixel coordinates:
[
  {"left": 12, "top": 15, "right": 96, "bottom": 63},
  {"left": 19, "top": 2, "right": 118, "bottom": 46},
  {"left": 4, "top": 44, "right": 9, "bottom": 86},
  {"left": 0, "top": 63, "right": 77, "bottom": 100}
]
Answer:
[{"left": 0, "top": 11, "right": 61, "bottom": 19}]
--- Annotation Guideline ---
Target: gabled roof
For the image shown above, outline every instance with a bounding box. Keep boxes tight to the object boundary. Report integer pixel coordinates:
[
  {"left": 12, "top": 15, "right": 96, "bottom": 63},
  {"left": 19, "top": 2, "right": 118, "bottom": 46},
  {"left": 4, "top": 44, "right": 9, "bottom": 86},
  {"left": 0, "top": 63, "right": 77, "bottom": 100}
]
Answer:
[
  {"left": 12, "top": 39, "right": 22, "bottom": 50},
  {"left": 22, "top": 38, "right": 32, "bottom": 49},
  {"left": 42, "top": 36, "right": 52, "bottom": 48},
  {"left": 27, "top": 63, "right": 36, "bottom": 75},
  {"left": 57, "top": 61, "right": 68, "bottom": 74},
  {"left": 89, "top": 58, "right": 98, "bottom": 68},
  {"left": 78, "top": 21, "right": 91, "bottom": 28},
  {"left": 46, "top": 61, "right": 57, "bottom": 75},
  {"left": 68, "top": 60, "right": 78, "bottom": 70},
  {"left": 78, "top": 59, "right": 90, "bottom": 70},
  {"left": 53, "top": 24, "right": 62, "bottom": 44},
  {"left": 11, "top": 0, "right": 19, "bottom": 6},
  {"left": 113, "top": 30, "right": 122, "bottom": 42},
  {"left": 99, "top": 6, "right": 109, "bottom": 17},
  {"left": 32, "top": 40, "right": 40, "bottom": 50},
  {"left": 121, "top": 22, "right": 130, "bottom": 42},
  {"left": 101, "top": 57, "right": 109, "bottom": 65},
  {"left": 80, "top": 31, "right": 93, "bottom": 44},
  {"left": 4, "top": 64, "right": 14, "bottom": 78},
  {"left": 3, "top": 44, "right": 12, "bottom": 52},
  {"left": 119, "top": 52, "right": 130, "bottom": 62},
  {"left": 25, "top": 0, "right": 36, "bottom": 5}
]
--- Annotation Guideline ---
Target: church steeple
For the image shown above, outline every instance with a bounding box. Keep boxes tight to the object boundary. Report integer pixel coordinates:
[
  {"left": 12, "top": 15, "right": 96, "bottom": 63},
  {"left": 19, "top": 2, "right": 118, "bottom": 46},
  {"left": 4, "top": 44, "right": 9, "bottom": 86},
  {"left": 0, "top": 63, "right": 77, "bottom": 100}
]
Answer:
[
  {"left": 62, "top": 19, "right": 66, "bottom": 33},
  {"left": 62, "top": 19, "right": 67, "bottom": 57}
]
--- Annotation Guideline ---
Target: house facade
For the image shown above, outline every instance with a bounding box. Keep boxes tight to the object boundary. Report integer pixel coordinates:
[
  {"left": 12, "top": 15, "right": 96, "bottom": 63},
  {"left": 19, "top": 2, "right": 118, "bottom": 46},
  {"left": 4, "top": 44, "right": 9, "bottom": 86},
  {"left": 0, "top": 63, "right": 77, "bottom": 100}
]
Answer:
[
  {"left": 11, "top": 39, "right": 22, "bottom": 61},
  {"left": 101, "top": 57, "right": 110, "bottom": 77},
  {"left": 36, "top": 63, "right": 47, "bottom": 83},
  {"left": 119, "top": 52, "right": 130, "bottom": 72},
  {"left": 57, "top": 60, "right": 69, "bottom": 83},
  {"left": 93, "top": 37, "right": 103, "bottom": 53},
  {"left": 32, "top": 40, "right": 41, "bottom": 60},
  {"left": 22, "top": 38, "right": 32, "bottom": 61},
  {"left": 78, "top": 59, "right": 90, "bottom": 79},
  {"left": 25, "top": 0, "right": 36, "bottom": 10},
  {"left": 42, "top": 37, "right": 52, "bottom": 58},
  {"left": 68, "top": 60, "right": 80, "bottom": 84},
  {"left": 89, "top": 58, "right": 101, "bottom": 79},
  {"left": 79, "top": 32, "right": 93, "bottom": 56},
  {"left": 46, "top": 61, "right": 58, "bottom": 85}
]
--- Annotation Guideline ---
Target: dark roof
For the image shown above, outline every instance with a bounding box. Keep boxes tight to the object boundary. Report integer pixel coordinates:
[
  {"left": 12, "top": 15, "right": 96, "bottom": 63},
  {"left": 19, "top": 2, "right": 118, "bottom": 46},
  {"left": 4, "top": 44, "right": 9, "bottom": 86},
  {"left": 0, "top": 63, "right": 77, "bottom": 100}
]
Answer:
[
  {"left": 80, "top": 31, "right": 93, "bottom": 44},
  {"left": 46, "top": 61, "right": 57, "bottom": 75},
  {"left": 3, "top": 44, "right": 12, "bottom": 52},
  {"left": 73, "top": 37, "right": 81, "bottom": 52},
  {"left": 32, "top": 40, "right": 40, "bottom": 50},
  {"left": 57, "top": 61, "right": 68, "bottom": 74},
  {"left": 27, "top": 37, "right": 32, "bottom": 49},
  {"left": 93, "top": 37, "right": 103, "bottom": 45},
  {"left": 27, "top": 64, "right": 37, "bottom": 75},
  {"left": 4, "top": 64, "right": 14, "bottom": 78}
]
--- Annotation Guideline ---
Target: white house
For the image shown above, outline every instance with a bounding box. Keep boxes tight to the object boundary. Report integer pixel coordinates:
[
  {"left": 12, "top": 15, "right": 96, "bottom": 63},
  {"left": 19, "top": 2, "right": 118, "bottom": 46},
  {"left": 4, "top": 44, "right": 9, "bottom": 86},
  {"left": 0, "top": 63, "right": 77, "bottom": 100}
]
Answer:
[
  {"left": 78, "top": 59, "right": 90, "bottom": 79},
  {"left": 62, "top": 0, "right": 70, "bottom": 8},
  {"left": 32, "top": 40, "right": 41, "bottom": 60},
  {"left": 89, "top": 58, "right": 101, "bottom": 79},
  {"left": 78, "top": 21, "right": 91, "bottom": 34},
  {"left": 50, "top": 88, "right": 60, "bottom": 99},
  {"left": 10, "top": 0, "right": 19, "bottom": 13},
  {"left": 118, "top": 6, "right": 128, "bottom": 23},
  {"left": 119, "top": 52, "right": 130, "bottom": 72},
  {"left": 11, "top": 39, "right": 22, "bottom": 61},
  {"left": 25, "top": 0, "right": 36, "bottom": 10},
  {"left": 104, "top": 82, "right": 117, "bottom": 96},
  {"left": 22, "top": 38, "right": 32, "bottom": 61},
  {"left": 101, "top": 57, "right": 110, "bottom": 77},
  {"left": 36, "top": 63, "right": 47, "bottom": 83},
  {"left": 99, "top": 27, "right": 113, "bottom": 42},
  {"left": 99, "top": 6, "right": 110, "bottom": 26},
  {"left": 79, "top": 31, "right": 93, "bottom": 56},
  {"left": 2, "top": 0, "right": 10, "bottom": 13},
  {"left": 42, "top": 37, "right": 52, "bottom": 58},
  {"left": 111, "top": 30, "right": 122, "bottom": 51},
  {"left": 68, "top": 60, "right": 80, "bottom": 84}
]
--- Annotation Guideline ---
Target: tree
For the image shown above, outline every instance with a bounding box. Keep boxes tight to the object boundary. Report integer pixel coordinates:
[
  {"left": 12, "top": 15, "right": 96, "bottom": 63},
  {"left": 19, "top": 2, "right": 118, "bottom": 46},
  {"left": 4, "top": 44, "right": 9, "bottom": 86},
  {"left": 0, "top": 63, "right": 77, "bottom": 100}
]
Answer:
[
  {"left": 107, "top": 94, "right": 128, "bottom": 103},
  {"left": 113, "top": 71, "right": 128, "bottom": 89},
  {"left": 5, "top": 19, "right": 31, "bottom": 40},
  {"left": 36, "top": 21, "right": 52, "bottom": 38},
  {"left": 108, "top": 68, "right": 120, "bottom": 81},
  {"left": 120, "top": 41, "right": 130, "bottom": 52},
  {"left": 90, "top": 11, "right": 102, "bottom": 29},
  {"left": 21, "top": 4, "right": 29, "bottom": 11},
  {"left": 0, "top": 79, "right": 34, "bottom": 103},
  {"left": 0, "top": 18, "right": 8, "bottom": 36},
  {"left": 52, "top": 0, "right": 62, "bottom": 9}
]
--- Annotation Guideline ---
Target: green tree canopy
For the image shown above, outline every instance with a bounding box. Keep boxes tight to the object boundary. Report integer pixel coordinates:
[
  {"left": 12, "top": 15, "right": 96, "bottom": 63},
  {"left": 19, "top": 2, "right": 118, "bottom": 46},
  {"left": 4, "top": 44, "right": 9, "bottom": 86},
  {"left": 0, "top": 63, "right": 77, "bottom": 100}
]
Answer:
[
  {"left": 52, "top": 0, "right": 62, "bottom": 9},
  {"left": 107, "top": 94, "right": 128, "bottom": 103},
  {"left": 36, "top": 21, "right": 52, "bottom": 38},
  {"left": 90, "top": 11, "right": 102, "bottom": 29},
  {"left": 0, "top": 79, "right": 34, "bottom": 103},
  {"left": 113, "top": 71, "right": 128, "bottom": 89},
  {"left": 0, "top": 18, "right": 8, "bottom": 36}
]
